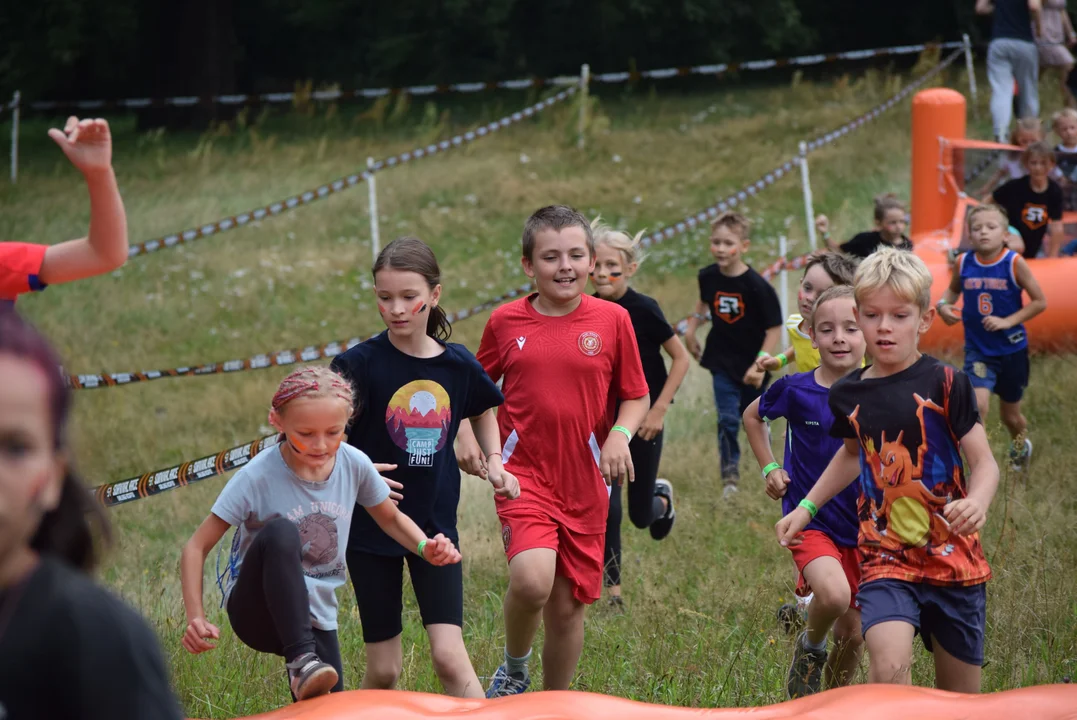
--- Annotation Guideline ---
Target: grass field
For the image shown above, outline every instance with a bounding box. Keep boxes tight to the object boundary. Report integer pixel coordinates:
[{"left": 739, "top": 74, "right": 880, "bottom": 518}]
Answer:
[{"left": 2, "top": 53, "right": 1076, "bottom": 717}]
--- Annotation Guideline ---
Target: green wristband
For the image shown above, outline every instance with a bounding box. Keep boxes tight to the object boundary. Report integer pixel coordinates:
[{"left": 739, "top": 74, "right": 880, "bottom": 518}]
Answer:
[
  {"left": 612, "top": 425, "right": 633, "bottom": 442},
  {"left": 417, "top": 539, "right": 428, "bottom": 560},
  {"left": 798, "top": 499, "right": 819, "bottom": 518},
  {"left": 761, "top": 462, "right": 781, "bottom": 478},
  {"left": 775, "top": 353, "right": 788, "bottom": 369}
]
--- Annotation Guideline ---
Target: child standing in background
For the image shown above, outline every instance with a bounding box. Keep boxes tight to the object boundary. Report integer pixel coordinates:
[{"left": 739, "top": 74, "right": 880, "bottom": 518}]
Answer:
[
  {"left": 590, "top": 220, "right": 690, "bottom": 606},
  {"left": 683, "top": 212, "right": 783, "bottom": 498},
  {"left": 818, "top": 194, "right": 913, "bottom": 259}
]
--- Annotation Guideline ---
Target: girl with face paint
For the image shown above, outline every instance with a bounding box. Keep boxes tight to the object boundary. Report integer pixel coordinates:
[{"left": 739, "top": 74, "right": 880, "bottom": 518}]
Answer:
[
  {"left": 589, "top": 220, "right": 691, "bottom": 607},
  {"left": 0, "top": 310, "right": 183, "bottom": 719},
  {"left": 180, "top": 366, "right": 461, "bottom": 702},
  {"left": 329, "top": 236, "right": 515, "bottom": 698}
]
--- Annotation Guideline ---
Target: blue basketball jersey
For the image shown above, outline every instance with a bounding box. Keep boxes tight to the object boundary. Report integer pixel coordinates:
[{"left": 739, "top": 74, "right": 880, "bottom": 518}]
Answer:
[{"left": 959, "top": 249, "right": 1027, "bottom": 356}]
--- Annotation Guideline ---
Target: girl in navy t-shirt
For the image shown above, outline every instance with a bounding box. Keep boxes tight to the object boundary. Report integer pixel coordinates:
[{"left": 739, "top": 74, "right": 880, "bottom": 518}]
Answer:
[
  {"left": 330, "top": 236, "right": 518, "bottom": 698},
  {"left": 589, "top": 221, "right": 691, "bottom": 606}
]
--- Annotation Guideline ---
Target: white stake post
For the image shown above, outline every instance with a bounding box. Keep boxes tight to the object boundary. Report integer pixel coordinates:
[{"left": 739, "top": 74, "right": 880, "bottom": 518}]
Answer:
[
  {"left": 577, "top": 63, "right": 590, "bottom": 150},
  {"left": 799, "top": 141, "right": 817, "bottom": 250},
  {"left": 10, "top": 91, "right": 20, "bottom": 184},
  {"left": 778, "top": 235, "right": 790, "bottom": 350},
  {"left": 366, "top": 157, "right": 380, "bottom": 262},
  {"left": 962, "top": 34, "right": 979, "bottom": 118}
]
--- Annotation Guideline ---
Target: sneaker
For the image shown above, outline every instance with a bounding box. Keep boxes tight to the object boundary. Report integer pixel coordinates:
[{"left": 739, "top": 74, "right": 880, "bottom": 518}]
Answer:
[
  {"left": 776, "top": 603, "right": 801, "bottom": 635},
  {"left": 286, "top": 652, "right": 338, "bottom": 701},
  {"left": 650, "top": 479, "right": 676, "bottom": 540},
  {"left": 608, "top": 594, "right": 625, "bottom": 610},
  {"left": 722, "top": 483, "right": 739, "bottom": 500},
  {"left": 786, "top": 632, "right": 827, "bottom": 699},
  {"left": 486, "top": 663, "right": 530, "bottom": 698},
  {"left": 1009, "top": 435, "right": 1032, "bottom": 473}
]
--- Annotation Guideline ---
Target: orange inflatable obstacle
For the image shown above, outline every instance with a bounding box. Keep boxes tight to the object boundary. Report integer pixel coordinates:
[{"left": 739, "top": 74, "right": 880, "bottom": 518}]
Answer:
[
  {"left": 910, "top": 88, "right": 1077, "bottom": 353},
  {"left": 207, "top": 684, "right": 1077, "bottom": 720}
]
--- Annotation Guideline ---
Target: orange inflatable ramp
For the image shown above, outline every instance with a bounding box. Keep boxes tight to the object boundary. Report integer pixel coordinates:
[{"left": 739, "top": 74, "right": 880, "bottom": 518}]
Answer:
[{"left": 210, "top": 684, "right": 1077, "bottom": 720}]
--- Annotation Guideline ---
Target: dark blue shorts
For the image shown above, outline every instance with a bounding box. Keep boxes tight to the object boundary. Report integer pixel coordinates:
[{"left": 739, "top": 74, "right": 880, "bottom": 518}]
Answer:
[
  {"left": 857, "top": 579, "right": 987, "bottom": 666},
  {"left": 964, "top": 347, "right": 1029, "bottom": 404}
]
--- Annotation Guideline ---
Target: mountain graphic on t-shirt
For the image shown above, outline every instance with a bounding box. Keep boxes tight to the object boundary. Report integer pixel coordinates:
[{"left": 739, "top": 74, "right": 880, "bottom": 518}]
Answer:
[{"left": 386, "top": 406, "right": 451, "bottom": 450}]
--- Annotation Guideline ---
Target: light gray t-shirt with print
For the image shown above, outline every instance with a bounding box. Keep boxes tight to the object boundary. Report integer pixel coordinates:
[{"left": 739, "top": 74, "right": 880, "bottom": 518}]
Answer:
[{"left": 212, "top": 442, "right": 389, "bottom": 630}]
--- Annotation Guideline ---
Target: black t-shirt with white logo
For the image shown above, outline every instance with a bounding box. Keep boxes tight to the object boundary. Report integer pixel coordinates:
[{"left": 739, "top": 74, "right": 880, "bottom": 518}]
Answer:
[
  {"left": 698, "top": 264, "right": 783, "bottom": 380},
  {"left": 993, "top": 175, "right": 1064, "bottom": 258},
  {"left": 331, "top": 331, "right": 504, "bottom": 555},
  {"left": 599, "top": 287, "right": 675, "bottom": 405}
]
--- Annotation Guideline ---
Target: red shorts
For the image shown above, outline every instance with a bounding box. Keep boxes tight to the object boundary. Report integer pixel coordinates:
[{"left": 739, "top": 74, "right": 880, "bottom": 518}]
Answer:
[
  {"left": 789, "top": 529, "right": 861, "bottom": 610},
  {"left": 498, "top": 503, "right": 604, "bottom": 605}
]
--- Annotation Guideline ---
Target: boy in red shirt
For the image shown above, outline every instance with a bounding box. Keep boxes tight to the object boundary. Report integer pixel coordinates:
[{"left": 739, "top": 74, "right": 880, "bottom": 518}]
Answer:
[
  {"left": 473, "top": 205, "right": 649, "bottom": 696},
  {"left": 2, "top": 116, "right": 128, "bottom": 308}
]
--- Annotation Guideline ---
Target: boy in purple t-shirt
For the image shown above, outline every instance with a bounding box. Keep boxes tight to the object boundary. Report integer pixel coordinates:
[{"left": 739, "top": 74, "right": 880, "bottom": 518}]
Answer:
[{"left": 743, "top": 286, "right": 866, "bottom": 699}]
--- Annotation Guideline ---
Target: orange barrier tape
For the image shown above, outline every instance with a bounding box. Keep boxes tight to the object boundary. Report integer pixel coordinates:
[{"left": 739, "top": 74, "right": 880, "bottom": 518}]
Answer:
[{"left": 193, "top": 684, "right": 1077, "bottom": 720}]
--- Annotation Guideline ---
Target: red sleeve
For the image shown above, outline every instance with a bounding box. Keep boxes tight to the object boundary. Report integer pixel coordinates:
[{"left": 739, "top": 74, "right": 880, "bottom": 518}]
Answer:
[
  {"left": 613, "top": 310, "right": 650, "bottom": 401},
  {"left": 476, "top": 314, "right": 503, "bottom": 384},
  {"left": 0, "top": 242, "right": 49, "bottom": 301}
]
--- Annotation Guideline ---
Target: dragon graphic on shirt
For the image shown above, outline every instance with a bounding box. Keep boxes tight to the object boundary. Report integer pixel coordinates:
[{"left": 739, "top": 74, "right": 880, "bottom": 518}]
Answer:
[{"left": 847, "top": 394, "right": 961, "bottom": 562}]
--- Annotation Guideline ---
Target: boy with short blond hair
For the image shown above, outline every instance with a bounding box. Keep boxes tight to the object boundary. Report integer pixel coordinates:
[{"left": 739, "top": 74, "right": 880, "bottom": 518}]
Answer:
[{"left": 776, "top": 248, "right": 1000, "bottom": 693}]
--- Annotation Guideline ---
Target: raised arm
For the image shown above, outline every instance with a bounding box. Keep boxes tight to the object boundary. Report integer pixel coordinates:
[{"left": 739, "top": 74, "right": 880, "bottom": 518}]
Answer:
[{"left": 39, "top": 118, "right": 128, "bottom": 285}]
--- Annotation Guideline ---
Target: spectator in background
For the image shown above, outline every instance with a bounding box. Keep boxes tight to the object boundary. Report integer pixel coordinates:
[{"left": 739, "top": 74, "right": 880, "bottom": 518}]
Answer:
[
  {"left": 1036, "top": 0, "right": 1077, "bottom": 107},
  {"left": 978, "top": 0, "right": 1044, "bottom": 142}
]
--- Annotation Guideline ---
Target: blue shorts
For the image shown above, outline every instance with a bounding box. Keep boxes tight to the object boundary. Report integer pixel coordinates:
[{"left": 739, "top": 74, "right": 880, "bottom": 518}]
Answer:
[
  {"left": 964, "top": 347, "right": 1029, "bottom": 404},
  {"left": 857, "top": 579, "right": 987, "bottom": 666}
]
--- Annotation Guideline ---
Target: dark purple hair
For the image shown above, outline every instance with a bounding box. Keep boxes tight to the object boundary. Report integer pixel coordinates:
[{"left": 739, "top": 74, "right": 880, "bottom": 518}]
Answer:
[{"left": 0, "top": 308, "right": 109, "bottom": 571}]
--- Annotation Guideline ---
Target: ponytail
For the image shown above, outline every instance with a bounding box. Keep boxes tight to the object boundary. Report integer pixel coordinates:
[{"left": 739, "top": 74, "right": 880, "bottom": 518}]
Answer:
[{"left": 427, "top": 305, "right": 452, "bottom": 341}]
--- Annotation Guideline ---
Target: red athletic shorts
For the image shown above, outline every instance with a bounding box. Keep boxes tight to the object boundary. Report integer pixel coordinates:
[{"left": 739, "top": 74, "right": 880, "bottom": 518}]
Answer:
[
  {"left": 789, "top": 529, "right": 861, "bottom": 610},
  {"left": 498, "top": 503, "right": 604, "bottom": 605}
]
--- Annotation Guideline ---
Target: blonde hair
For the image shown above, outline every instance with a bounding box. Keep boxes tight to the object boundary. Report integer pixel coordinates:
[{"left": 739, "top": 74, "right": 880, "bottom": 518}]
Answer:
[
  {"left": 710, "top": 211, "right": 750, "bottom": 241},
  {"left": 1010, "top": 116, "right": 1044, "bottom": 144},
  {"left": 591, "top": 216, "right": 647, "bottom": 266},
  {"left": 967, "top": 203, "right": 1010, "bottom": 230},
  {"left": 853, "top": 247, "right": 933, "bottom": 312},
  {"left": 810, "top": 285, "right": 857, "bottom": 331},
  {"left": 1053, "top": 108, "right": 1077, "bottom": 132}
]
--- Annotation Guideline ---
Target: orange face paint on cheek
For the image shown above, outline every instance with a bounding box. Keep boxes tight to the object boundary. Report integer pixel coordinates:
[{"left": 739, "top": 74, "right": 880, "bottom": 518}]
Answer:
[
  {"left": 378, "top": 303, "right": 388, "bottom": 315},
  {"left": 412, "top": 301, "right": 427, "bottom": 315},
  {"left": 287, "top": 434, "right": 310, "bottom": 454}
]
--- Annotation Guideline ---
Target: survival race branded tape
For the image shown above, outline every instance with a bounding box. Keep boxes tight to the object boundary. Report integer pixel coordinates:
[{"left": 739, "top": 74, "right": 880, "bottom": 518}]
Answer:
[
  {"left": 95, "top": 435, "right": 279, "bottom": 507},
  {"left": 591, "top": 41, "right": 963, "bottom": 84},
  {"left": 68, "top": 282, "right": 535, "bottom": 389},
  {"left": 29, "top": 77, "right": 580, "bottom": 114},
  {"left": 126, "top": 88, "right": 576, "bottom": 259}
]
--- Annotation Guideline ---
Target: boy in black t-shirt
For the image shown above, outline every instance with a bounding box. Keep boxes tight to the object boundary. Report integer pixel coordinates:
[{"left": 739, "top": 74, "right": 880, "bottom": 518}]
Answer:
[
  {"left": 776, "top": 248, "right": 999, "bottom": 693},
  {"left": 684, "top": 212, "right": 783, "bottom": 498},
  {"left": 817, "top": 194, "right": 913, "bottom": 259},
  {"left": 989, "top": 141, "right": 1064, "bottom": 258}
]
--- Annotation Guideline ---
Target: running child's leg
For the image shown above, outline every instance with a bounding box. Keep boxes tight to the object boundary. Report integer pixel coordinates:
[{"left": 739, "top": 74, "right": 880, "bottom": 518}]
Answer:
[
  {"left": 1000, "top": 400, "right": 1028, "bottom": 440},
  {"left": 787, "top": 549, "right": 852, "bottom": 697},
  {"left": 426, "top": 625, "right": 484, "bottom": 698},
  {"left": 801, "top": 557, "right": 852, "bottom": 647},
  {"left": 864, "top": 621, "right": 915, "bottom": 685},
  {"left": 932, "top": 639, "right": 982, "bottom": 693},
  {"left": 227, "top": 518, "right": 338, "bottom": 699},
  {"left": 312, "top": 630, "right": 345, "bottom": 693},
  {"left": 711, "top": 370, "right": 743, "bottom": 486},
  {"left": 626, "top": 431, "right": 666, "bottom": 530},
  {"left": 827, "top": 608, "right": 864, "bottom": 688},
  {"left": 408, "top": 552, "right": 483, "bottom": 698},
  {"left": 604, "top": 483, "right": 623, "bottom": 596},
  {"left": 346, "top": 550, "right": 405, "bottom": 689},
  {"left": 541, "top": 575, "right": 587, "bottom": 690},
  {"left": 504, "top": 549, "right": 557, "bottom": 657},
  {"left": 973, "top": 387, "right": 991, "bottom": 429}
]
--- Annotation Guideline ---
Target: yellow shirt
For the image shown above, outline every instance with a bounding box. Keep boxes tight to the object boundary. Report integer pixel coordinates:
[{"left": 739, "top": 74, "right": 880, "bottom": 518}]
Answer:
[{"left": 786, "top": 314, "right": 820, "bottom": 372}]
